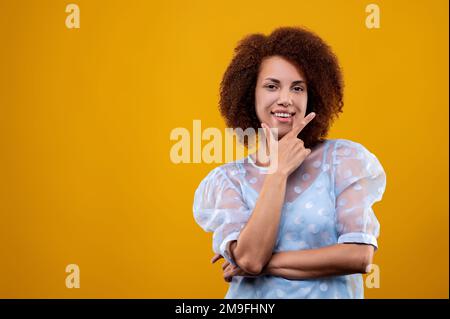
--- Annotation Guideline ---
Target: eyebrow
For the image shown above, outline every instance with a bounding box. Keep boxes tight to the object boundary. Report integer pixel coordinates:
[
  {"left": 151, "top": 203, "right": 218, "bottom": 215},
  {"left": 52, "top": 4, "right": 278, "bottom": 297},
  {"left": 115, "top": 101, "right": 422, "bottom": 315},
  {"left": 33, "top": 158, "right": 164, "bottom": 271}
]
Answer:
[{"left": 264, "top": 77, "right": 305, "bottom": 85}]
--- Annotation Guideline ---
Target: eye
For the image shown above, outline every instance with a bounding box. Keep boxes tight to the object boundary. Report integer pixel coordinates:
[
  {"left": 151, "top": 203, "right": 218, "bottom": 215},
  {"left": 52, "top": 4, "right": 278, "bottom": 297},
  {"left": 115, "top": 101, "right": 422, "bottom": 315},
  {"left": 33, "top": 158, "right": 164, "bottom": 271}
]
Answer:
[
  {"left": 293, "top": 86, "right": 305, "bottom": 92},
  {"left": 264, "top": 84, "right": 278, "bottom": 90}
]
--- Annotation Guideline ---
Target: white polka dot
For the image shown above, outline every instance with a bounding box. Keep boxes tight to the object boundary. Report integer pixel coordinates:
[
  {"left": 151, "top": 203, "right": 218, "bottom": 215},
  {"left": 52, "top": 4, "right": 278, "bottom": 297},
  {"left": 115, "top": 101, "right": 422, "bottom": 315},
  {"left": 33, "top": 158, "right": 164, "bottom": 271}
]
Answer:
[
  {"left": 249, "top": 177, "right": 258, "bottom": 184},
  {"left": 313, "top": 161, "right": 321, "bottom": 168},
  {"left": 284, "top": 232, "right": 295, "bottom": 241},
  {"left": 230, "top": 170, "right": 237, "bottom": 176},
  {"left": 338, "top": 198, "right": 347, "bottom": 206},
  {"left": 308, "top": 224, "right": 319, "bottom": 234},
  {"left": 344, "top": 208, "right": 354, "bottom": 214},
  {"left": 320, "top": 283, "right": 328, "bottom": 291},
  {"left": 317, "top": 208, "right": 325, "bottom": 216},
  {"left": 353, "top": 183, "right": 363, "bottom": 191},
  {"left": 305, "top": 201, "right": 314, "bottom": 209},
  {"left": 276, "top": 289, "right": 285, "bottom": 297},
  {"left": 294, "top": 216, "right": 302, "bottom": 224},
  {"left": 294, "top": 186, "right": 302, "bottom": 194},
  {"left": 302, "top": 173, "right": 311, "bottom": 181},
  {"left": 322, "top": 164, "right": 330, "bottom": 172},
  {"left": 343, "top": 169, "right": 352, "bottom": 178}
]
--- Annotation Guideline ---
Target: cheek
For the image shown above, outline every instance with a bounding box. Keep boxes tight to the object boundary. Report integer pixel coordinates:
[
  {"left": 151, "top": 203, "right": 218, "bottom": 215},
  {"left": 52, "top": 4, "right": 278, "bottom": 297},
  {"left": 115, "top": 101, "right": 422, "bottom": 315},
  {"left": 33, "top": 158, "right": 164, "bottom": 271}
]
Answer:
[
  {"left": 255, "top": 108, "right": 271, "bottom": 123},
  {"left": 254, "top": 92, "right": 273, "bottom": 116},
  {"left": 297, "top": 93, "right": 307, "bottom": 104},
  {"left": 295, "top": 95, "right": 308, "bottom": 113}
]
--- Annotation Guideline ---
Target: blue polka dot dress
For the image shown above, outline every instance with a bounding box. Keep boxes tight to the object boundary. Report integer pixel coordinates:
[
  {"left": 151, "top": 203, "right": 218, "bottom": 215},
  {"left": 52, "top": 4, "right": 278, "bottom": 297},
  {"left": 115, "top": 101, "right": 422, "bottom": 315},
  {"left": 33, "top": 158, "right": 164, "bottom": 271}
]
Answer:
[{"left": 193, "top": 139, "right": 387, "bottom": 299}]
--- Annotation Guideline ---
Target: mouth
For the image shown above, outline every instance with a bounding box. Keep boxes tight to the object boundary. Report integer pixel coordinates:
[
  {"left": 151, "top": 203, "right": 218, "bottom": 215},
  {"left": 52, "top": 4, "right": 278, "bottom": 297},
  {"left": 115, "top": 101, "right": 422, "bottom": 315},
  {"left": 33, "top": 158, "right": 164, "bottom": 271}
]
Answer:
[{"left": 270, "top": 111, "right": 296, "bottom": 123}]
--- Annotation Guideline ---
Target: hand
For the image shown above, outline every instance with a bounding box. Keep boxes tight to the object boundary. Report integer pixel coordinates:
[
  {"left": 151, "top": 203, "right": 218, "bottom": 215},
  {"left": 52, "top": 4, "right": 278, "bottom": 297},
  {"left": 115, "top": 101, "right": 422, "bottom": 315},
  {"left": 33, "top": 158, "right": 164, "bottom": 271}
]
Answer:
[
  {"left": 211, "top": 253, "right": 258, "bottom": 282},
  {"left": 261, "top": 112, "right": 316, "bottom": 177},
  {"left": 210, "top": 253, "right": 223, "bottom": 264}
]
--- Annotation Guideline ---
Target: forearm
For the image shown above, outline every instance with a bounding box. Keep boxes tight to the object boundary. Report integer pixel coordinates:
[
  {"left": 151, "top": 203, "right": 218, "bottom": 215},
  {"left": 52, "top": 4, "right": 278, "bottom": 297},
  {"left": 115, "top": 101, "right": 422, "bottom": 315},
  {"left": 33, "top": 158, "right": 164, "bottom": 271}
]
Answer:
[
  {"left": 262, "top": 244, "right": 374, "bottom": 280},
  {"left": 231, "top": 172, "right": 287, "bottom": 274}
]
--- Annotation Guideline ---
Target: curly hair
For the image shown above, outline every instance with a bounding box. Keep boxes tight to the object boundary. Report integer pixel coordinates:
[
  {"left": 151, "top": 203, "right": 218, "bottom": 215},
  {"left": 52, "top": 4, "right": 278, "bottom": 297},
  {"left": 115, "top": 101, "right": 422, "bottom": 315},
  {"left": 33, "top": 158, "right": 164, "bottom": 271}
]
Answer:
[{"left": 219, "top": 26, "right": 344, "bottom": 149}]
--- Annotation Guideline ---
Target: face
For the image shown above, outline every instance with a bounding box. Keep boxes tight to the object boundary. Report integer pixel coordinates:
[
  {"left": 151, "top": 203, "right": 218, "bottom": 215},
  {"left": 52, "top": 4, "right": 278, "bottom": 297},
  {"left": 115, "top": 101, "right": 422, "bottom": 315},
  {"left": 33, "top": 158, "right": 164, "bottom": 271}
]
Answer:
[{"left": 255, "top": 55, "right": 308, "bottom": 139}]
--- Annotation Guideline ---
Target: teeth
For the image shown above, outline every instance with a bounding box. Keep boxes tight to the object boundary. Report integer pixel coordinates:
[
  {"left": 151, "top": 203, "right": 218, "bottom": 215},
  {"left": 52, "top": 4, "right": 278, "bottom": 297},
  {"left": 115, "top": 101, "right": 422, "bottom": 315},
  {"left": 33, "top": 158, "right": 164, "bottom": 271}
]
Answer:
[{"left": 274, "top": 112, "right": 292, "bottom": 118}]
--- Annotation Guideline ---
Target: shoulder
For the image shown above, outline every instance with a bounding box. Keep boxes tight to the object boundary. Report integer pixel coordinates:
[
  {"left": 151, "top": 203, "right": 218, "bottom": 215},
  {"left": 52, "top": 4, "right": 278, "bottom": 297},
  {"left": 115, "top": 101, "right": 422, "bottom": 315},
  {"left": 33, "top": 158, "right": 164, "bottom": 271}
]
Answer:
[
  {"left": 201, "top": 160, "right": 244, "bottom": 181},
  {"left": 328, "top": 138, "right": 383, "bottom": 168},
  {"left": 195, "top": 161, "right": 245, "bottom": 193},
  {"left": 330, "top": 138, "right": 376, "bottom": 157},
  {"left": 330, "top": 138, "right": 385, "bottom": 178}
]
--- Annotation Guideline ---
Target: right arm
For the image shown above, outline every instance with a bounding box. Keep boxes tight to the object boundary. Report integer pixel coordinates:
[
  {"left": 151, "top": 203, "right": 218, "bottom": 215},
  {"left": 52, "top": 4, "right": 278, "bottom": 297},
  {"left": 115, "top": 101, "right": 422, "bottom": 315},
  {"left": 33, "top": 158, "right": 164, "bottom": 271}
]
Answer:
[
  {"left": 228, "top": 113, "right": 316, "bottom": 275},
  {"left": 228, "top": 171, "right": 288, "bottom": 274}
]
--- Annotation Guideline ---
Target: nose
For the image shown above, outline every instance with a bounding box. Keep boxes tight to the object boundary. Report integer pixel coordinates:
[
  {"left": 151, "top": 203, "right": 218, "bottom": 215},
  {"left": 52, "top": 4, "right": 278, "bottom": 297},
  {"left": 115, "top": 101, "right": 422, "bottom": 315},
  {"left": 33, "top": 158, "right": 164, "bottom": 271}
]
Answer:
[{"left": 277, "top": 88, "right": 292, "bottom": 106}]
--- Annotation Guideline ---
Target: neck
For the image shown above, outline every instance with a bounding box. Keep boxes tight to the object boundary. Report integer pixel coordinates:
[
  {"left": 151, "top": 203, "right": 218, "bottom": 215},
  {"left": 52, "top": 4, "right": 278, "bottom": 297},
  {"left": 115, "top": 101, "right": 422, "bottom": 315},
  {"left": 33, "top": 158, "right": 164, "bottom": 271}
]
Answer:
[{"left": 250, "top": 151, "right": 271, "bottom": 167}]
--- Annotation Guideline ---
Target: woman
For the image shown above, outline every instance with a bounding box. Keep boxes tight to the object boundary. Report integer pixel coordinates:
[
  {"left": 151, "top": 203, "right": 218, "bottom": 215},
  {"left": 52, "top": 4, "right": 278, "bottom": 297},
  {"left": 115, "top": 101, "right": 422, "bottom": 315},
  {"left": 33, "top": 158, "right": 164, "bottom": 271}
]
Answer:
[{"left": 193, "top": 26, "right": 386, "bottom": 299}]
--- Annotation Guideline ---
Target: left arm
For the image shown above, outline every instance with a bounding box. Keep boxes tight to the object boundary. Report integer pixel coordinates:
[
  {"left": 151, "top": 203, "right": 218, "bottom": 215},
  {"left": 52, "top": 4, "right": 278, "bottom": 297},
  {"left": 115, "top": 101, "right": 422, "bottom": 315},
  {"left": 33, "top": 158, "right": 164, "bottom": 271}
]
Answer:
[
  {"left": 220, "top": 243, "right": 374, "bottom": 281},
  {"left": 261, "top": 243, "right": 374, "bottom": 280}
]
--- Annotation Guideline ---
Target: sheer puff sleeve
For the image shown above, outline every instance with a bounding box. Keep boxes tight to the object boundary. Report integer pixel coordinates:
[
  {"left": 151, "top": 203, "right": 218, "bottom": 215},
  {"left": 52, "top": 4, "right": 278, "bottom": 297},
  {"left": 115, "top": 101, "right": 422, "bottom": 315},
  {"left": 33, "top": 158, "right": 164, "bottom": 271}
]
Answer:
[
  {"left": 193, "top": 166, "right": 252, "bottom": 265},
  {"left": 332, "top": 139, "right": 387, "bottom": 250}
]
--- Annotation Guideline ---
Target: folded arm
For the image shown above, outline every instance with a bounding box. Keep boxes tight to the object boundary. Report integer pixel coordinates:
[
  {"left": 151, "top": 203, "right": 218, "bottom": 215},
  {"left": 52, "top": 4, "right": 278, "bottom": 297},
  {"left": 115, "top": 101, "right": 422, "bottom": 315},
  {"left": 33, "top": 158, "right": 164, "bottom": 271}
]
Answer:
[{"left": 225, "top": 242, "right": 374, "bottom": 280}]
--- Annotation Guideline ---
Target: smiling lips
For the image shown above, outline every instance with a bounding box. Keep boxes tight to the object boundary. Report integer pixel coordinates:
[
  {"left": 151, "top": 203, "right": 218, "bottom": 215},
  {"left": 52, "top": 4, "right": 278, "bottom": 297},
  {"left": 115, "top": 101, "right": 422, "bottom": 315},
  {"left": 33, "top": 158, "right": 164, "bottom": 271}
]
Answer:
[{"left": 270, "top": 111, "right": 295, "bottom": 123}]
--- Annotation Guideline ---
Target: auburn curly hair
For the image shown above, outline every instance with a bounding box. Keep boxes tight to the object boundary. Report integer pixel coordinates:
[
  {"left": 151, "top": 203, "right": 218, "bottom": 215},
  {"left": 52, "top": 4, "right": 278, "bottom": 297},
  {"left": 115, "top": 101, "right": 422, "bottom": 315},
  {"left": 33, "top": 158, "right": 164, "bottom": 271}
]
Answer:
[{"left": 219, "top": 26, "right": 344, "bottom": 149}]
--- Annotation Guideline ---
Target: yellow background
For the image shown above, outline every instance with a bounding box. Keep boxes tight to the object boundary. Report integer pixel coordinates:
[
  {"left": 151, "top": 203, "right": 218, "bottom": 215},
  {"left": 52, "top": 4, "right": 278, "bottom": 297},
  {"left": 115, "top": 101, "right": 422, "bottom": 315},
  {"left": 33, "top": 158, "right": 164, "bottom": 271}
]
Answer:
[{"left": 0, "top": 0, "right": 448, "bottom": 298}]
